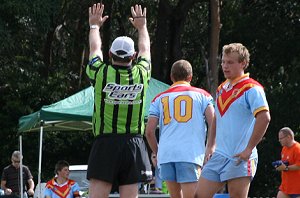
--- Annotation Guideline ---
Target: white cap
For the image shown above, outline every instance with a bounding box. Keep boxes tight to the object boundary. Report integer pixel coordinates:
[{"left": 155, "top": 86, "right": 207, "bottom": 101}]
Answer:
[{"left": 110, "top": 36, "right": 135, "bottom": 58}]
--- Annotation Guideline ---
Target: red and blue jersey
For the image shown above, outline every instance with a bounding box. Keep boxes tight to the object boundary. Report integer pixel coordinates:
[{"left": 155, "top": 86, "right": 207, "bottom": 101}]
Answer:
[
  {"left": 44, "top": 178, "right": 80, "bottom": 198},
  {"left": 148, "top": 81, "right": 213, "bottom": 166},
  {"left": 215, "top": 73, "right": 269, "bottom": 159}
]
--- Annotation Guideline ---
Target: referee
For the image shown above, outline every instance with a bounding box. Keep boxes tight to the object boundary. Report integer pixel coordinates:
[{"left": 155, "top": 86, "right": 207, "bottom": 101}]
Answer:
[{"left": 86, "top": 3, "right": 152, "bottom": 198}]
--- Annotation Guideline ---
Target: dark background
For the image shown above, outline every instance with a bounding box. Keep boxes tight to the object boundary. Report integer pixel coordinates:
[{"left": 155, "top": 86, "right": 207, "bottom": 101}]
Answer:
[{"left": 0, "top": 0, "right": 299, "bottom": 196}]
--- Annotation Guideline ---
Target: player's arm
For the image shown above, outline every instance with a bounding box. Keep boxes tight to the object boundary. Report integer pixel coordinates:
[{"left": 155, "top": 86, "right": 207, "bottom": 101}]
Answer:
[
  {"left": 276, "top": 163, "right": 300, "bottom": 171},
  {"left": 286, "top": 164, "right": 300, "bottom": 171},
  {"left": 145, "top": 117, "right": 159, "bottom": 155},
  {"left": 235, "top": 110, "right": 271, "bottom": 161},
  {"left": 276, "top": 147, "right": 300, "bottom": 171},
  {"left": 88, "top": 3, "right": 108, "bottom": 60},
  {"left": 0, "top": 179, "right": 6, "bottom": 190},
  {"left": 1, "top": 180, "right": 12, "bottom": 195},
  {"left": 129, "top": 5, "right": 150, "bottom": 60},
  {"left": 73, "top": 189, "right": 81, "bottom": 198},
  {"left": 72, "top": 182, "right": 81, "bottom": 198},
  {"left": 27, "top": 178, "right": 35, "bottom": 195},
  {"left": 246, "top": 110, "right": 270, "bottom": 151},
  {"left": 204, "top": 105, "right": 216, "bottom": 163}
]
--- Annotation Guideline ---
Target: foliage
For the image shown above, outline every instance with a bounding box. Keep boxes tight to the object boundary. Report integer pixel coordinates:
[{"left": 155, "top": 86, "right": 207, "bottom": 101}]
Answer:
[
  {"left": 0, "top": 0, "right": 299, "bottom": 196},
  {"left": 220, "top": 0, "right": 300, "bottom": 196},
  {"left": 40, "top": 131, "right": 94, "bottom": 181}
]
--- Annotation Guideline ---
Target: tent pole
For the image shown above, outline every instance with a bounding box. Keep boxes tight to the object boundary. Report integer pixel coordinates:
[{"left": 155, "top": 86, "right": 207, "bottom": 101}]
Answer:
[
  {"left": 38, "top": 121, "right": 44, "bottom": 198},
  {"left": 19, "top": 135, "right": 24, "bottom": 198}
]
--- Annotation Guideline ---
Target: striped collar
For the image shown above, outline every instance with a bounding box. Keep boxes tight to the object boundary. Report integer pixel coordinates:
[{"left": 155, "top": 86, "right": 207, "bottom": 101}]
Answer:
[
  {"left": 171, "top": 81, "right": 191, "bottom": 88},
  {"left": 222, "top": 73, "right": 250, "bottom": 91}
]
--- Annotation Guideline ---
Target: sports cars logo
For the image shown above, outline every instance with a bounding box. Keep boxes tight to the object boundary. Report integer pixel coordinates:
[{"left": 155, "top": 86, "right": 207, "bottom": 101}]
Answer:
[{"left": 103, "top": 83, "right": 143, "bottom": 100}]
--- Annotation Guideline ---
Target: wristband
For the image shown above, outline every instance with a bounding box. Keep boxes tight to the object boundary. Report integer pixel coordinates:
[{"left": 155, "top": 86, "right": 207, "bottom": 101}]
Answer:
[
  {"left": 284, "top": 166, "right": 289, "bottom": 171},
  {"left": 133, "top": 16, "right": 146, "bottom": 18},
  {"left": 90, "top": 25, "right": 99, "bottom": 29}
]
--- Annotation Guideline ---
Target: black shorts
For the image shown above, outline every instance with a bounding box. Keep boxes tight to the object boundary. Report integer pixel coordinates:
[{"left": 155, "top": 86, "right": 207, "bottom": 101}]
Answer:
[{"left": 87, "top": 134, "right": 152, "bottom": 185}]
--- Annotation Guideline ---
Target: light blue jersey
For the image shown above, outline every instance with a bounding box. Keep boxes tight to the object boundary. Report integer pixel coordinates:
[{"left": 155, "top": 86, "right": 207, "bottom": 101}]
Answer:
[
  {"left": 44, "top": 178, "right": 80, "bottom": 198},
  {"left": 148, "top": 81, "right": 213, "bottom": 167},
  {"left": 215, "top": 74, "right": 269, "bottom": 160}
]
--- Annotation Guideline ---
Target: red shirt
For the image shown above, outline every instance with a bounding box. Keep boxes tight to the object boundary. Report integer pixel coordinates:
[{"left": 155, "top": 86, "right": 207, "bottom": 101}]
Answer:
[{"left": 279, "top": 141, "right": 300, "bottom": 194}]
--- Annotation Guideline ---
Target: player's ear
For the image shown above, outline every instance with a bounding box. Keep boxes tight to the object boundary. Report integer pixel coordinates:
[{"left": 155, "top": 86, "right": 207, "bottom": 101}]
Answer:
[
  {"left": 170, "top": 74, "right": 175, "bottom": 83},
  {"left": 131, "top": 52, "right": 137, "bottom": 60},
  {"left": 186, "top": 74, "right": 193, "bottom": 83}
]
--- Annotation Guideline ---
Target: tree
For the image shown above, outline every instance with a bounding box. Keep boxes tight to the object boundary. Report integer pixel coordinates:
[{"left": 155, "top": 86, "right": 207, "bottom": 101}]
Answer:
[
  {"left": 0, "top": 0, "right": 299, "bottom": 196},
  {"left": 219, "top": 0, "right": 300, "bottom": 196},
  {"left": 151, "top": 0, "right": 214, "bottom": 86},
  {"left": 207, "top": 0, "right": 221, "bottom": 96}
]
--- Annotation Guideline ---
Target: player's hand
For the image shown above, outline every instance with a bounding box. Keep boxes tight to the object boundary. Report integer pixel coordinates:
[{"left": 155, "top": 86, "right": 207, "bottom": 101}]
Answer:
[
  {"left": 5, "top": 188, "right": 12, "bottom": 195},
  {"left": 129, "top": 4, "right": 147, "bottom": 29},
  {"left": 89, "top": 3, "right": 109, "bottom": 28},
  {"left": 234, "top": 148, "right": 252, "bottom": 165},
  {"left": 151, "top": 153, "right": 157, "bottom": 167},
  {"left": 204, "top": 153, "right": 212, "bottom": 165},
  {"left": 27, "top": 188, "right": 34, "bottom": 196},
  {"left": 204, "top": 148, "right": 214, "bottom": 165},
  {"left": 276, "top": 164, "right": 286, "bottom": 171}
]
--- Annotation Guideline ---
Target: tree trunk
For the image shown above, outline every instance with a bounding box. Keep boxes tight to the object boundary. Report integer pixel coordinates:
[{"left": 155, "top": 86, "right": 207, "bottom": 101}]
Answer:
[
  {"left": 151, "top": 0, "right": 171, "bottom": 82},
  {"left": 152, "top": 0, "right": 200, "bottom": 84},
  {"left": 208, "top": 0, "right": 221, "bottom": 98}
]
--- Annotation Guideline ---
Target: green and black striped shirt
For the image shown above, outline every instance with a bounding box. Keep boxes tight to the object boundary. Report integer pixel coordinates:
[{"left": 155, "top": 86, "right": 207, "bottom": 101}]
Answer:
[{"left": 86, "top": 56, "right": 151, "bottom": 136}]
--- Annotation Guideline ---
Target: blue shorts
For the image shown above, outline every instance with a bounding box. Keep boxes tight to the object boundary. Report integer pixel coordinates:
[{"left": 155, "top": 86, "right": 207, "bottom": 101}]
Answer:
[
  {"left": 201, "top": 153, "right": 257, "bottom": 182},
  {"left": 159, "top": 162, "right": 201, "bottom": 183}
]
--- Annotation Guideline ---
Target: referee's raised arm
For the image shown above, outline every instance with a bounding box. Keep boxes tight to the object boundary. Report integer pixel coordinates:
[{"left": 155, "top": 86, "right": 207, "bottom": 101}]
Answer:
[
  {"left": 88, "top": 3, "right": 108, "bottom": 60},
  {"left": 129, "top": 5, "right": 150, "bottom": 60}
]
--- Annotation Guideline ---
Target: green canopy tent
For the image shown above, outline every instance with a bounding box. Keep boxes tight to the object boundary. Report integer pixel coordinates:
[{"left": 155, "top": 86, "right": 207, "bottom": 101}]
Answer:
[
  {"left": 17, "top": 77, "right": 169, "bottom": 197},
  {"left": 19, "top": 78, "right": 169, "bottom": 132}
]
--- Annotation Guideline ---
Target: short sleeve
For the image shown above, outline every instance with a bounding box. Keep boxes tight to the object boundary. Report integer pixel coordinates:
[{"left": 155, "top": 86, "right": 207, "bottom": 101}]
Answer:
[
  {"left": 43, "top": 187, "right": 52, "bottom": 197},
  {"left": 86, "top": 55, "right": 106, "bottom": 86},
  {"left": 72, "top": 182, "right": 81, "bottom": 195},
  {"left": 148, "top": 97, "right": 160, "bottom": 118},
  {"left": 23, "top": 166, "right": 33, "bottom": 180},
  {"left": 202, "top": 93, "right": 214, "bottom": 114},
  {"left": 135, "top": 56, "right": 151, "bottom": 76},
  {"left": 246, "top": 86, "right": 269, "bottom": 116}
]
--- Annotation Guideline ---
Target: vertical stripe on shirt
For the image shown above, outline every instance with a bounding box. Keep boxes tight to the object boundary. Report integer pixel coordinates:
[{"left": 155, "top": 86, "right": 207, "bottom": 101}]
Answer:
[
  {"left": 125, "top": 70, "right": 134, "bottom": 134},
  {"left": 99, "top": 66, "right": 108, "bottom": 134},
  {"left": 112, "top": 71, "right": 120, "bottom": 133},
  {"left": 138, "top": 70, "right": 144, "bottom": 134}
]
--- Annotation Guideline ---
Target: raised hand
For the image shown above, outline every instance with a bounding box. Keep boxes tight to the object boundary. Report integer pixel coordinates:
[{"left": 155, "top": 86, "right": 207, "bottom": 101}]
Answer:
[
  {"left": 129, "top": 4, "right": 147, "bottom": 30},
  {"left": 89, "top": 3, "right": 109, "bottom": 28}
]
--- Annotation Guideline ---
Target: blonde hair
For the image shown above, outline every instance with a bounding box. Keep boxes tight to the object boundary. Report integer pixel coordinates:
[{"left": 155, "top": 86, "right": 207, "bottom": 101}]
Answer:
[{"left": 222, "top": 43, "right": 250, "bottom": 69}]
